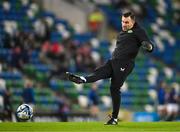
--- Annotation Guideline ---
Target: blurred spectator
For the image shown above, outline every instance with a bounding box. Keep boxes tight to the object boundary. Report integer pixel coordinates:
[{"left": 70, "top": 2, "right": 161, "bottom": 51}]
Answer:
[
  {"left": 88, "top": 83, "right": 100, "bottom": 118},
  {"left": 13, "top": 31, "right": 24, "bottom": 49},
  {"left": 3, "top": 32, "right": 13, "bottom": 49},
  {"left": 88, "top": 8, "right": 105, "bottom": 36},
  {"left": 75, "top": 43, "right": 96, "bottom": 72},
  {"left": 10, "top": 46, "right": 29, "bottom": 70},
  {"left": 165, "top": 84, "right": 179, "bottom": 121},
  {"left": 172, "top": 0, "right": 180, "bottom": 25},
  {"left": 0, "top": 79, "right": 5, "bottom": 120},
  {"left": 157, "top": 81, "right": 167, "bottom": 121},
  {"left": 55, "top": 92, "right": 70, "bottom": 122},
  {"left": 0, "top": 78, "right": 12, "bottom": 121},
  {"left": 0, "top": 78, "right": 6, "bottom": 92},
  {"left": 40, "top": 41, "right": 68, "bottom": 79},
  {"left": 75, "top": 53, "right": 86, "bottom": 72},
  {"left": 41, "top": 40, "right": 51, "bottom": 54},
  {"left": 40, "top": 40, "right": 51, "bottom": 64},
  {"left": 3, "top": 87, "right": 13, "bottom": 121},
  {"left": 22, "top": 79, "right": 35, "bottom": 107},
  {"left": 23, "top": 33, "right": 37, "bottom": 50},
  {"left": 17, "top": 79, "right": 35, "bottom": 122},
  {"left": 48, "top": 42, "right": 64, "bottom": 60},
  {"left": 41, "top": 40, "right": 65, "bottom": 61}
]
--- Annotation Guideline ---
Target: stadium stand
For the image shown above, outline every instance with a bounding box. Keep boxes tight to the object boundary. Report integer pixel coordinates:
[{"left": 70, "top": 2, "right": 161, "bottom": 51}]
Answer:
[{"left": 0, "top": 0, "right": 179, "bottom": 121}]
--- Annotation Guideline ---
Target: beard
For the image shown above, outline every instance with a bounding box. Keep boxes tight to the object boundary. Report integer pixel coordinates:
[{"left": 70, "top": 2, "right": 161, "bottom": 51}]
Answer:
[{"left": 122, "top": 26, "right": 128, "bottom": 31}]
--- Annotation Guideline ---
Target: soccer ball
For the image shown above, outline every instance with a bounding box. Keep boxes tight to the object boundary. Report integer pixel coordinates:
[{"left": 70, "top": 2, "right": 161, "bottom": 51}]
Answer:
[{"left": 16, "top": 104, "right": 33, "bottom": 121}]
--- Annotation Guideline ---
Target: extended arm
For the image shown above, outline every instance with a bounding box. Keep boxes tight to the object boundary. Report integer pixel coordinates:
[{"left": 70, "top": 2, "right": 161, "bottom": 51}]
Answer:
[{"left": 134, "top": 26, "right": 154, "bottom": 53}]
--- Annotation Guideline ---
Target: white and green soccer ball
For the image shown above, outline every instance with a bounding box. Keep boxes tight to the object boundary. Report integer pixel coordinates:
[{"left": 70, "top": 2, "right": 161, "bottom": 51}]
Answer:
[{"left": 16, "top": 104, "right": 33, "bottom": 121}]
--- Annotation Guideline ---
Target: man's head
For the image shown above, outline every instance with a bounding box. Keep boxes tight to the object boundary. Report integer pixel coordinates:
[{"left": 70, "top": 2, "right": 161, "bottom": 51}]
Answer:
[{"left": 121, "top": 12, "right": 135, "bottom": 31}]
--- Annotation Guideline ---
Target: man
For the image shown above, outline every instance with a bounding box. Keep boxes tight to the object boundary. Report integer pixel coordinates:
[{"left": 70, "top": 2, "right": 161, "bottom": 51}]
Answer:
[
  {"left": 165, "top": 84, "right": 179, "bottom": 121},
  {"left": 66, "top": 12, "right": 154, "bottom": 125}
]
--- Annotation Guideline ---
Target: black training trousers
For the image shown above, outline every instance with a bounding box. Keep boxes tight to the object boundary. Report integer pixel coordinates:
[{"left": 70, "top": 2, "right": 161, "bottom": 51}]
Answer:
[{"left": 85, "top": 59, "right": 134, "bottom": 118}]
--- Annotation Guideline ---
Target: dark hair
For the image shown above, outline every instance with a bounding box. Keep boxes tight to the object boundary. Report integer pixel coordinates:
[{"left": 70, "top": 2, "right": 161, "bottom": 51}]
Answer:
[{"left": 122, "top": 12, "right": 135, "bottom": 20}]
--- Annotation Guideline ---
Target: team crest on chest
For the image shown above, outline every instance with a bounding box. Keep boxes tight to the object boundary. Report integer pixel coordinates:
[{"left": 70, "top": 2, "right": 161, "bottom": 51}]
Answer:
[{"left": 127, "top": 30, "right": 133, "bottom": 33}]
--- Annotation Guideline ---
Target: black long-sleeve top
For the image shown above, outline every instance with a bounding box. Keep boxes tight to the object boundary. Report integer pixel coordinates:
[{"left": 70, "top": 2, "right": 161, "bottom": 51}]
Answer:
[{"left": 112, "top": 22, "right": 154, "bottom": 61}]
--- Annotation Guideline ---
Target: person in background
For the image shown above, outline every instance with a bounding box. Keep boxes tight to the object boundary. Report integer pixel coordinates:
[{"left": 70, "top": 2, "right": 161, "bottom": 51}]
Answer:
[
  {"left": 55, "top": 91, "right": 70, "bottom": 122},
  {"left": 157, "top": 81, "right": 167, "bottom": 121},
  {"left": 88, "top": 83, "right": 100, "bottom": 119},
  {"left": 0, "top": 78, "right": 13, "bottom": 121},
  {"left": 3, "top": 87, "right": 13, "bottom": 121},
  {"left": 165, "top": 84, "right": 179, "bottom": 121},
  {"left": 19, "top": 79, "right": 35, "bottom": 122},
  {"left": 22, "top": 80, "right": 35, "bottom": 106},
  {"left": 88, "top": 8, "right": 104, "bottom": 36}
]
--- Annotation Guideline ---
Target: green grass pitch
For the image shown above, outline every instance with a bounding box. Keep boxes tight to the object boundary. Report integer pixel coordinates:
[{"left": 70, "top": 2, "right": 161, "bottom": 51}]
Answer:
[{"left": 0, "top": 122, "right": 180, "bottom": 132}]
